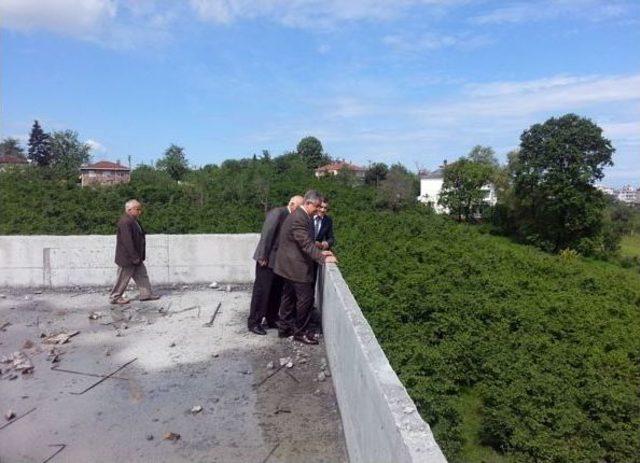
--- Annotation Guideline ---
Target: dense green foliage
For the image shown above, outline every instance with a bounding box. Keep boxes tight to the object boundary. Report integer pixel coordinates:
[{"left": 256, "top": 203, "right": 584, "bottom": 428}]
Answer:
[
  {"left": 338, "top": 209, "right": 640, "bottom": 462},
  {"left": 1, "top": 152, "right": 638, "bottom": 463},
  {"left": 439, "top": 158, "right": 495, "bottom": 221},
  {"left": 510, "top": 114, "right": 614, "bottom": 254},
  {"left": 296, "top": 135, "right": 330, "bottom": 169},
  {"left": 156, "top": 144, "right": 190, "bottom": 181},
  {"left": 49, "top": 130, "right": 92, "bottom": 177}
]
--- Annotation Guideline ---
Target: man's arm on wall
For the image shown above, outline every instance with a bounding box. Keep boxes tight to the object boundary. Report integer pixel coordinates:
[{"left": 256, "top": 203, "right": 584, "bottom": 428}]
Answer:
[{"left": 292, "top": 218, "right": 324, "bottom": 263}]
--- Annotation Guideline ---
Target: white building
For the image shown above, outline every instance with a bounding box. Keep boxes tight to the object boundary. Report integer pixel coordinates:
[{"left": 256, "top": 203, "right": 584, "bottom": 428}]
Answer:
[
  {"left": 616, "top": 185, "right": 639, "bottom": 204},
  {"left": 417, "top": 166, "right": 497, "bottom": 214}
]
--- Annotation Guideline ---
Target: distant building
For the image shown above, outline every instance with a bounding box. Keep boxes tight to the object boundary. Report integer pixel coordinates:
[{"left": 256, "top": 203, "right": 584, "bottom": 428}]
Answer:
[
  {"left": 315, "top": 161, "right": 367, "bottom": 179},
  {"left": 418, "top": 163, "right": 497, "bottom": 213},
  {"left": 596, "top": 184, "right": 616, "bottom": 196},
  {"left": 0, "top": 155, "right": 28, "bottom": 171},
  {"left": 80, "top": 160, "right": 130, "bottom": 187},
  {"left": 617, "top": 185, "right": 640, "bottom": 204}
]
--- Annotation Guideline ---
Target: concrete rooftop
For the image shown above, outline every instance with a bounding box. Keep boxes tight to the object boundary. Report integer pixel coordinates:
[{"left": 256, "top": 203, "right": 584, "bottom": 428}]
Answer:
[{"left": 0, "top": 286, "right": 347, "bottom": 462}]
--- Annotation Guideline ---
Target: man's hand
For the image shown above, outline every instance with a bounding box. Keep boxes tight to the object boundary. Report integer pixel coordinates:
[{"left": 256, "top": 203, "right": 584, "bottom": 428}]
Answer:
[
  {"left": 258, "top": 258, "right": 268, "bottom": 267},
  {"left": 324, "top": 255, "right": 338, "bottom": 264},
  {"left": 321, "top": 241, "right": 330, "bottom": 250},
  {"left": 315, "top": 242, "right": 323, "bottom": 249},
  {"left": 321, "top": 250, "right": 334, "bottom": 256}
]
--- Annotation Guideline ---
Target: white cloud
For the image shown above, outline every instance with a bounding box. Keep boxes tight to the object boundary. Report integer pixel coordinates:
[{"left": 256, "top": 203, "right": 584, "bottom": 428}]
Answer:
[
  {"left": 188, "top": 0, "right": 464, "bottom": 28},
  {"left": 86, "top": 139, "right": 107, "bottom": 153},
  {"left": 417, "top": 74, "right": 640, "bottom": 120},
  {"left": 472, "top": 0, "right": 630, "bottom": 25},
  {"left": 1, "top": 0, "right": 117, "bottom": 35},
  {"left": 383, "top": 32, "right": 492, "bottom": 52},
  {"left": 0, "top": 0, "right": 175, "bottom": 48}
]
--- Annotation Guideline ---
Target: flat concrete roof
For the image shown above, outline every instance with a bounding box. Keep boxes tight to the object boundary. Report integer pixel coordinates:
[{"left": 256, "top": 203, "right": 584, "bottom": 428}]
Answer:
[{"left": 0, "top": 287, "right": 347, "bottom": 462}]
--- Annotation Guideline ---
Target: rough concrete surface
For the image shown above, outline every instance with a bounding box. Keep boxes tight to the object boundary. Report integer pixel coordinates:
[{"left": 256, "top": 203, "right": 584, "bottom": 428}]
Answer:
[
  {"left": 0, "top": 286, "right": 347, "bottom": 462},
  {"left": 321, "top": 265, "right": 447, "bottom": 463}
]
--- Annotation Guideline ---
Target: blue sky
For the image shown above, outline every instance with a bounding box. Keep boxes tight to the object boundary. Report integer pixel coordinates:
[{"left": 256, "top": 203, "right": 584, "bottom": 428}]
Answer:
[{"left": 1, "top": 0, "right": 639, "bottom": 186}]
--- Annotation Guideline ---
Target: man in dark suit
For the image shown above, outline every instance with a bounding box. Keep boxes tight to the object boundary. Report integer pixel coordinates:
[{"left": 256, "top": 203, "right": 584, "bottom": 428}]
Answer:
[
  {"left": 109, "top": 199, "right": 159, "bottom": 305},
  {"left": 247, "top": 195, "right": 304, "bottom": 335},
  {"left": 274, "top": 190, "right": 337, "bottom": 345},
  {"left": 314, "top": 197, "right": 335, "bottom": 250}
]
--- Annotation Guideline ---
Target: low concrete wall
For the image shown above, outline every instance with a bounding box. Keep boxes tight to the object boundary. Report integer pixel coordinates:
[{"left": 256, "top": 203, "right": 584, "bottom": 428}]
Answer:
[
  {"left": 0, "top": 234, "right": 260, "bottom": 287},
  {"left": 321, "top": 264, "right": 447, "bottom": 463}
]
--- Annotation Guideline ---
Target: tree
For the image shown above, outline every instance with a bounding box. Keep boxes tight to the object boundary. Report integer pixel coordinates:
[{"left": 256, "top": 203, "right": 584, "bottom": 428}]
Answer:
[
  {"left": 438, "top": 158, "right": 495, "bottom": 221},
  {"left": 377, "top": 164, "right": 416, "bottom": 211},
  {"left": 50, "top": 130, "right": 92, "bottom": 176},
  {"left": 0, "top": 138, "right": 25, "bottom": 158},
  {"left": 467, "top": 145, "right": 499, "bottom": 168},
  {"left": 512, "top": 113, "right": 614, "bottom": 253},
  {"left": 27, "top": 120, "right": 52, "bottom": 166},
  {"left": 365, "top": 162, "right": 389, "bottom": 186},
  {"left": 156, "top": 144, "right": 189, "bottom": 181},
  {"left": 296, "top": 136, "right": 328, "bottom": 169}
]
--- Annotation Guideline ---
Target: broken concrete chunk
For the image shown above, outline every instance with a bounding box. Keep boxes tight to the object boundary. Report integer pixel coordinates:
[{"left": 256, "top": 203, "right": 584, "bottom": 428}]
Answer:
[
  {"left": 88, "top": 311, "right": 103, "bottom": 320},
  {"left": 279, "top": 357, "right": 292, "bottom": 367},
  {"left": 169, "top": 342, "right": 176, "bottom": 348},
  {"left": 5, "top": 410, "right": 16, "bottom": 420},
  {"left": 163, "top": 432, "right": 181, "bottom": 441},
  {"left": 225, "top": 285, "right": 232, "bottom": 292},
  {"left": 146, "top": 434, "right": 154, "bottom": 441},
  {"left": 190, "top": 405, "right": 203, "bottom": 414},
  {"left": 209, "top": 281, "right": 219, "bottom": 289},
  {"left": 403, "top": 406, "right": 415, "bottom": 414},
  {"left": 266, "top": 361, "right": 274, "bottom": 369},
  {"left": 286, "top": 361, "right": 293, "bottom": 369},
  {"left": 317, "top": 372, "right": 326, "bottom": 382}
]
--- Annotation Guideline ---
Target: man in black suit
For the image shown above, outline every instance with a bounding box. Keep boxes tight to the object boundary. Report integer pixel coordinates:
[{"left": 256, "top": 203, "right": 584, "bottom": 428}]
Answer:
[
  {"left": 313, "top": 197, "right": 335, "bottom": 250},
  {"left": 247, "top": 195, "right": 304, "bottom": 335},
  {"left": 274, "top": 190, "right": 337, "bottom": 345}
]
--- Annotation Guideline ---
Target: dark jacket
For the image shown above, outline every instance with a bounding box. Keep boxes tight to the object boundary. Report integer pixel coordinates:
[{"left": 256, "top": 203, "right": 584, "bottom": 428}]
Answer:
[
  {"left": 314, "top": 215, "right": 335, "bottom": 249},
  {"left": 114, "top": 214, "right": 146, "bottom": 267},
  {"left": 274, "top": 207, "right": 325, "bottom": 283},
  {"left": 252, "top": 206, "right": 289, "bottom": 269}
]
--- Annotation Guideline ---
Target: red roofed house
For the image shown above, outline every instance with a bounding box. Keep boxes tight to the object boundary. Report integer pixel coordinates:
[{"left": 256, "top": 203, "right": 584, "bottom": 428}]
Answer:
[
  {"left": 0, "top": 155, "right": 29, "bottom": 172},
  {"left": 80, "top": 160, "right": 131, "bottom": 187},
  {"left": 314, "top": 161, "right": 367, "bottom": 179}
]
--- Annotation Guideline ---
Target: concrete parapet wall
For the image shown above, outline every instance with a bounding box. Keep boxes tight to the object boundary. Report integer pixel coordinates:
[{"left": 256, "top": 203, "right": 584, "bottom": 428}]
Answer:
[
  {"left": 0, "top": 234, "right": 260, "bottom": 287},
  {"left": 321, "top": 264, "right": 447, "bottom": 463}
]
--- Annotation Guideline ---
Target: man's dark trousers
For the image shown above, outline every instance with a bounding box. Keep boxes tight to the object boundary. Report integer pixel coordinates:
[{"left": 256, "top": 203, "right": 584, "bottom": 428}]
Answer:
[
  {"left": 247, "top": 263, "right": 283, "bottom": 329},
  {"left": 279, "top": 278, "right": 314, "bottom": 335}
]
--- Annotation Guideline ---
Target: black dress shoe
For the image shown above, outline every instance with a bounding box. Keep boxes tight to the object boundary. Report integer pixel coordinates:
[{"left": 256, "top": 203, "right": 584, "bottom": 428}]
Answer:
[
  {"left": 293, "top": 333, "right": 319, "bottom": 345},
  {"left": 249, "top": 325, "right": 267, "bottom": 335}
]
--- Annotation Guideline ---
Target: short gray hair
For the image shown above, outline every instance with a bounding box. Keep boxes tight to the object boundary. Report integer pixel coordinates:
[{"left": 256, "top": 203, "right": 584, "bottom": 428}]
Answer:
[
  {"left": 125, "top": 199, "right": 141, "bottom": 211},
  {"left": 304, "top": 190, "right": 322, "bottom": 205}
]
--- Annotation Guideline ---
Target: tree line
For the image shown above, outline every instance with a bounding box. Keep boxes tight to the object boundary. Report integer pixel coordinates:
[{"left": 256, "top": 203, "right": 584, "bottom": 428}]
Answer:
[{"left": 435, "top": 113, "right": 636, "bottom": 257}]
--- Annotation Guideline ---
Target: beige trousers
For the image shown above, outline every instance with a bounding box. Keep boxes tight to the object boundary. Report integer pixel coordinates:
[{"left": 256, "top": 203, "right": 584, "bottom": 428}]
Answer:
[{"left": 109, "top": 263, "right": 153, "bottom": 301}]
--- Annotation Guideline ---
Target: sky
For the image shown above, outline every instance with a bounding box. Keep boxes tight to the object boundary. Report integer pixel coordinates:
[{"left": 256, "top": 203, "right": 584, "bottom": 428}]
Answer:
[{"left": 1, "top": 0, "right": 639, "bottom": 186}]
